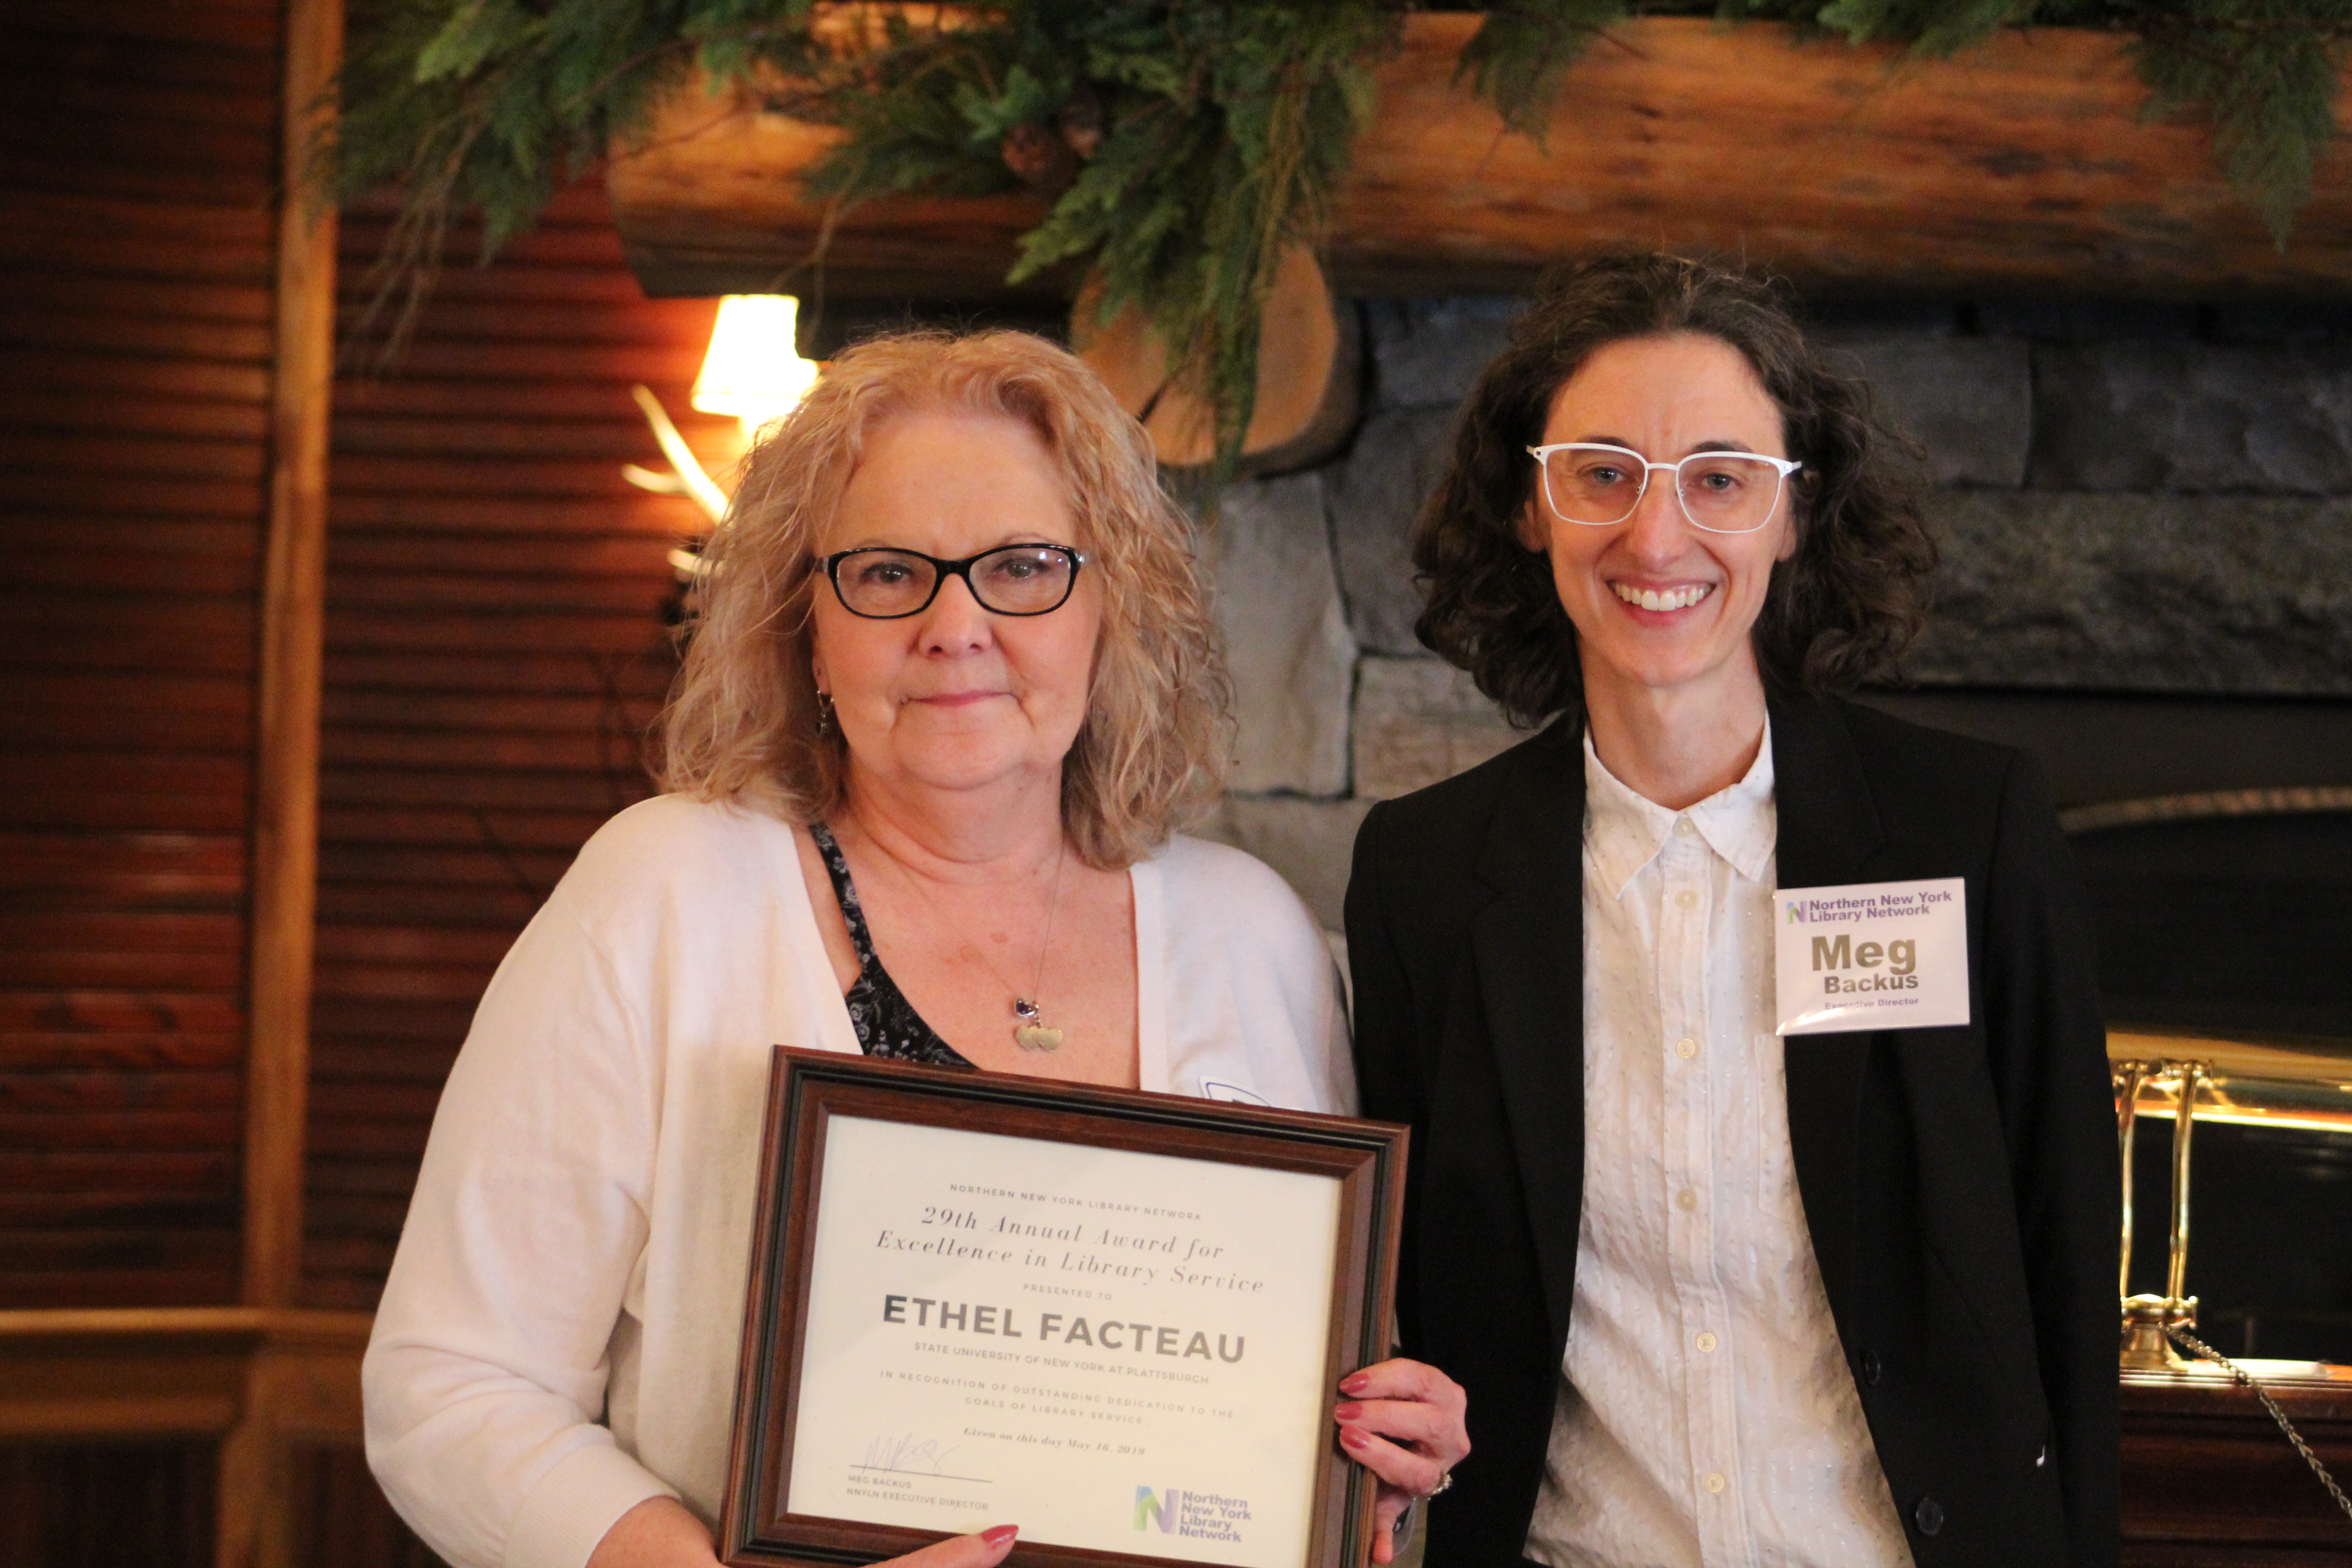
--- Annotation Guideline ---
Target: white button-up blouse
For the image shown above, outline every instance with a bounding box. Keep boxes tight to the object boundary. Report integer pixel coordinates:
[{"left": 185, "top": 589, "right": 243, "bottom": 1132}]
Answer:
[{"left": 1521, "top": 729, "right": 1914, "bottom": 1568}]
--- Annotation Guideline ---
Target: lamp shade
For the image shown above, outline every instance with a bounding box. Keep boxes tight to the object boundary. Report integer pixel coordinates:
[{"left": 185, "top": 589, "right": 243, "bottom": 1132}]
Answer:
[{"left": 691, "top": 294, "right": 819, "bottom": 429}]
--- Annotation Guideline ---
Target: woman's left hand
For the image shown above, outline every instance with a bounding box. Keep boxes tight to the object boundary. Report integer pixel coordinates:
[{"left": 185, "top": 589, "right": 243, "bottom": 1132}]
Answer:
[{"left": 1333, "top": 1358, "right": 1470, "bottom": 1564}]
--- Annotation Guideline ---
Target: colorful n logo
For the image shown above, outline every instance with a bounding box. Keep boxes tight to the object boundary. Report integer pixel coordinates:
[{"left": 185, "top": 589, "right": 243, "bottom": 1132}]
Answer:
[{"left": 1134, "top": 1487, "right": 1180, "bottom": 1532}]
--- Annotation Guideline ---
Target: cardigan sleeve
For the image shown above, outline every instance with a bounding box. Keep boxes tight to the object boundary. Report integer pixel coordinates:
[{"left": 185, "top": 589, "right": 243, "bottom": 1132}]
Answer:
[
  {"left": 1150, "top": 834, "right": 1357, "bottom": 1115},
  {"left": 1980, "top": 750, "right": 2122, "bottom": 1568},
  {"left": 363, "top": 891, "right": 676, "bottom": 1568}
]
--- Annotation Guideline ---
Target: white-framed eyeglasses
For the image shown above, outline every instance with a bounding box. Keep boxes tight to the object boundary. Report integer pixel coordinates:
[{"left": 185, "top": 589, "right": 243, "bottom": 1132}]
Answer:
[{"left": 1527, "top": 442, "right": 1803, "bottom": 535}]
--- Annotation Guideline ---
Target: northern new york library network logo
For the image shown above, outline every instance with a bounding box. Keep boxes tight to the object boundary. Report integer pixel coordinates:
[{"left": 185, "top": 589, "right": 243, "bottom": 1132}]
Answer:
[{"left": 1133, "top": 1486, "right": 1251, "bottom": 1544}]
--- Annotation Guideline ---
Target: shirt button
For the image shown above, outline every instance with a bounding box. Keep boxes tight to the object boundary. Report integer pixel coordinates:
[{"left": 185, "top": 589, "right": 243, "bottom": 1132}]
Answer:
[
  {"left": 1675, "top": 889, "right": 1696, "bottom": 910},
  {"left": 1913, "top": 1496, "right": 1945, "bottom": 1536},
  {"left": 1675, "top": 818, "right": 1695, "bottom": 837},
  {"left": 1676, "top": 1038, "right": 1699, "bottom": 1059},
  {"left": 1703, "top": 1473, "right": 1727, "bottom": 1495},
  {"left": 1675, "top": 1188, "right": 1698, "bottom": 1211},
  {"left": 1695, "top": 1331, "right": 1718, "bottom": 1353}
]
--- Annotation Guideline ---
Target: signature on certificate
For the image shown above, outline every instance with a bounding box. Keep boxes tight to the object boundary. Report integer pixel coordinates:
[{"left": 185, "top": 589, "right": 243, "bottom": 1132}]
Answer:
[{"left": 855, "top": 1433, "right": 986, "bottom": 1483}]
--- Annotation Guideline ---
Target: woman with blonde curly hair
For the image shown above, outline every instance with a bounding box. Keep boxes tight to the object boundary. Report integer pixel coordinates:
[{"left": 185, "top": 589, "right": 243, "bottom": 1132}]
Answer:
[{"left": 364, "top": 330, "right": 1467, "bottom": 1568}]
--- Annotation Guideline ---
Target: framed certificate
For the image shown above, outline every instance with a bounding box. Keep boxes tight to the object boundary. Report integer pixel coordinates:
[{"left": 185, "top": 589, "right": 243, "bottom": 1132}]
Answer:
[{"left": 720, "top": 1049, "right": 1409, "bottom": 1568}]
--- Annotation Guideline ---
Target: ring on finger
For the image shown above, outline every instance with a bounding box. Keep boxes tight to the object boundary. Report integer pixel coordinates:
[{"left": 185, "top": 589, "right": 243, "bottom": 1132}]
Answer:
[{"left": 1417, "top": 1470, "right": 1454, "bottom": 1500}]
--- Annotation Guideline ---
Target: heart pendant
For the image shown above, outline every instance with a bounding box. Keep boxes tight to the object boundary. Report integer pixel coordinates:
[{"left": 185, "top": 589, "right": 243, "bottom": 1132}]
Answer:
[{"left": 1014, "top": 1024, "right": 1064, "bottom": 1053}]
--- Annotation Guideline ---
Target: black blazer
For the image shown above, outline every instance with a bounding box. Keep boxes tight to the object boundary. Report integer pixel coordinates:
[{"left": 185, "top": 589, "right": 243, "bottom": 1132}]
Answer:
[{"left": 1346, "top": 693, "right": 2119, "bottom": 1568}]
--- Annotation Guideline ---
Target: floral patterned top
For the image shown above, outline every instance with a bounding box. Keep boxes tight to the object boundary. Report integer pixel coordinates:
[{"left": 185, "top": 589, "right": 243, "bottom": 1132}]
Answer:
[{"left": 808, "top": 822, "right": 974, "bottom": 1069}]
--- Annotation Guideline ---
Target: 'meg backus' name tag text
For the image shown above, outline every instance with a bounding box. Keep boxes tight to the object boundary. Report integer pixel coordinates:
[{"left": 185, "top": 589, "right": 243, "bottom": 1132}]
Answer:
[{"left": 1774, "top": 876, "right": 1970, "bottom": 1035}]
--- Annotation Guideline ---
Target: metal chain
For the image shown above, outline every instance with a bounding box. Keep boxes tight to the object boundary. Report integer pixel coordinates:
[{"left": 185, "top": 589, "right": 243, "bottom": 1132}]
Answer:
[{"left": 2163, "top": 1324, "right": 2352, "bottom": 1526}]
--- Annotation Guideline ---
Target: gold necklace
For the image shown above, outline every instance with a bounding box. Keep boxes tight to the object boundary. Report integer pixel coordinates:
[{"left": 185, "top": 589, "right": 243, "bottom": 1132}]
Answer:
[{"left": 855, "top": 818, "right": 1071, "bottom": 1053}]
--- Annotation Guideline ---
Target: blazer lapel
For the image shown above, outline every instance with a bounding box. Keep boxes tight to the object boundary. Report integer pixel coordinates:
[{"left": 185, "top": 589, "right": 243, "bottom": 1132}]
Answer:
[
  {"left": 1770, "top": 693, "right": 1885, "bottom": 1333},
  {"left": 1470, "top": 720, "right": 1589, "bottom": 1352}
]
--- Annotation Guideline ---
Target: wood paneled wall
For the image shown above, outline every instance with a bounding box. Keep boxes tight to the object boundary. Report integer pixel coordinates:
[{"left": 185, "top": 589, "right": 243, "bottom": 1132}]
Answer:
[
  {"left": 0, "top": 1439, "right": 218, "bottom": 1566},
  {"left": 0, "top": 0, "right": 284, "bottom": 1308},
  {"left": 304, "top": 185, "right": 732, "bottom": 1308},
  {"left": 288, "top": 1441, "right": 445, "bottom": 1567}
]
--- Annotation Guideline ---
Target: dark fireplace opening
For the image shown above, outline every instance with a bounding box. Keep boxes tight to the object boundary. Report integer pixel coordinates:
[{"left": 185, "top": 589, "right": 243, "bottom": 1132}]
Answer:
[{"left": 2076, "top": 808, "right": 2352, "bottom": 1039}]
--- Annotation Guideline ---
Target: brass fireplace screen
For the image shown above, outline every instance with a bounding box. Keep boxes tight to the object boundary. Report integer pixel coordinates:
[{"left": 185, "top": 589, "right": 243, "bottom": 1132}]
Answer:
[{"left": 2110, "top": 1032, "right": 2352, "bottom": 1370}]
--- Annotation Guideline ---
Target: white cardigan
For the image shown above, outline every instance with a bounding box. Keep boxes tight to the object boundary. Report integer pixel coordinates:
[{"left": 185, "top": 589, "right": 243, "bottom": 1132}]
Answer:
[{"left": 363, "top": 795, "right": 1354, "bottom": 1568}]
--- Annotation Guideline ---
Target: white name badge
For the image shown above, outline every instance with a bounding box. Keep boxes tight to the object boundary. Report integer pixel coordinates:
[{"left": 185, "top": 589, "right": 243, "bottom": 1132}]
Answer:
[{"left": 1774, "top": 876, "right": 1970, "bottom": 1035}]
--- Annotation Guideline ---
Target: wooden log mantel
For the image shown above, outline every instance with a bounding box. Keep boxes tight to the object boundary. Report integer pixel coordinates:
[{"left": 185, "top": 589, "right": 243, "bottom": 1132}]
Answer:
[{"left": 607, "top": 15, "right": 2352, "bottom": 302}]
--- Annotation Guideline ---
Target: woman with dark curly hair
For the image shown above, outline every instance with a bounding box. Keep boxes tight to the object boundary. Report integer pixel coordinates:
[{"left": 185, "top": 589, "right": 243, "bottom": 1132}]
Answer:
[{"left": 1346, "top": 254, "right": 2117, "bottom": 1568}]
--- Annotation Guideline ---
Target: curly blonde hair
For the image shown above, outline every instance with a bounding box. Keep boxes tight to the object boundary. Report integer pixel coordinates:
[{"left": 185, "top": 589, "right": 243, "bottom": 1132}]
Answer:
[{"left": 656, "top": 329, "right": 1230, "bottom": 869}]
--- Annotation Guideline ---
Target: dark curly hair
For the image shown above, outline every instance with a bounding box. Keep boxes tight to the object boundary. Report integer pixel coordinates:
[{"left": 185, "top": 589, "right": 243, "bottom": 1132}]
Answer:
[{"left": 1413, "top": 252, "right": 1937, "bottom": 726}]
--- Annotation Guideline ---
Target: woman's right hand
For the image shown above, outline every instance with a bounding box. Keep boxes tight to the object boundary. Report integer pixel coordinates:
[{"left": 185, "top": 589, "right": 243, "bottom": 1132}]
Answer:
[{"left": 586, "top": 1498, "right": 1019, "bottom": 1568}]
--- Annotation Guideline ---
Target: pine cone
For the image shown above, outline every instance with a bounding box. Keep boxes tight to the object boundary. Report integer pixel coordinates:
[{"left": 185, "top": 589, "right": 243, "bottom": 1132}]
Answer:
[
  {"left": 1057, "top": 88, "right": 1105, "bottom": 160},
  {"left": 1002, "top": 122, "right": 1080, "bottom": 197}
]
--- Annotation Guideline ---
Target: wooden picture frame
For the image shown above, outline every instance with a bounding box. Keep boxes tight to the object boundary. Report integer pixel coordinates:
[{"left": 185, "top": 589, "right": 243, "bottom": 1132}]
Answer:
[{"left": 720, "top": 1048, "right": 1409, "bottom": 1568}]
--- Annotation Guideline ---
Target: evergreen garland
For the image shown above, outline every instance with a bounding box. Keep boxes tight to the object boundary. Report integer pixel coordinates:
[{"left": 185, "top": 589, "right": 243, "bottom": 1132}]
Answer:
[{"left": 330, "top": 0, "right": 2352, "bottom": 473}]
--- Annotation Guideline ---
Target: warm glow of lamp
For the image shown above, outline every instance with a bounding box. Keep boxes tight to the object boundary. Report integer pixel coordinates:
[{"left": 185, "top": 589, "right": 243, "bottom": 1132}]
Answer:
[
  {"left": 691, "top": 294, "right": 819, "bottom": 439},
  {"left": 625, "top": 294, "right": 823, "bottom": 574}
]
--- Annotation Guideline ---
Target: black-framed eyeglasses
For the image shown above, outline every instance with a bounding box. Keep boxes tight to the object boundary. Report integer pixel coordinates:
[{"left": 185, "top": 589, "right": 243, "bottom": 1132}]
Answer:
[{"left": 823, "top": 544, "right": 1089, "bottom": 619}]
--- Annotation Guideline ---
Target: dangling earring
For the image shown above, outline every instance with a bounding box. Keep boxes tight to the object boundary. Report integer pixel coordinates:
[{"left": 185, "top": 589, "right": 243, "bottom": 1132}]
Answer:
[{"left": 814, "top": 689, "right": 836, "bottom": 737}]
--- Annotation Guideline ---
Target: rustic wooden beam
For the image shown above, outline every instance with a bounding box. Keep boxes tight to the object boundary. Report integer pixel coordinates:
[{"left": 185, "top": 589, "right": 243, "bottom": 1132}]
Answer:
[
  {"left": 608, "top": 16, "right": 2352, "bottom": 301},
  {"left": 0, "top": 1308, "right": 267, "bottom": 1440},
  {"left": 241, "top": 0, "right": 340, "bottom": 1316},
  {"left": 1076, "top": 245, "right": 1362, "bottom": 473},
  {"left": 1329, "top": 17, "right": 2352, "bottom": 297},
  {"left": 0, "top": 1306, "right": 372, "bottom": 1568},
  {"left": 608, "top": 85, "right": 1056, "bottom": 302},
  {"left": 221, "top": 1313, "right": 374, "bottom": 1568},
  {"left": 225, "top": 0, "right": 343, "bottom": 1560},
  {"left": 0, "top": 1308, "right": 370, "bottom": 1441}
]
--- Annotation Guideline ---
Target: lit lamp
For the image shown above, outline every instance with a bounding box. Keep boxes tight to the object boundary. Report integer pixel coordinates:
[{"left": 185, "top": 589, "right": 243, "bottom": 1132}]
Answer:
[
  {"left": 691, "top": 294, "right": 820, "bottom": 441},
  {"left": 625, "top": 294, "right": 822, "bottom": 564}
]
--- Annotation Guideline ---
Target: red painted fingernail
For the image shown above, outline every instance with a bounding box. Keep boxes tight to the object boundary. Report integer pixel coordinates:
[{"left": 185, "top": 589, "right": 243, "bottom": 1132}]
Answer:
[
  {"left": 1333, "top": 1401, "right": 1363, "bottom": 1421},
  {"left": 983, "top": 1525, "right": 1019, "bottom": 1548},
  {"left": 1339, "top": 1373, "right": 1370, "bottom": 1395},
  {"left": 1340, "top": 1428, "right": 1371, "bottom": 1450}
]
